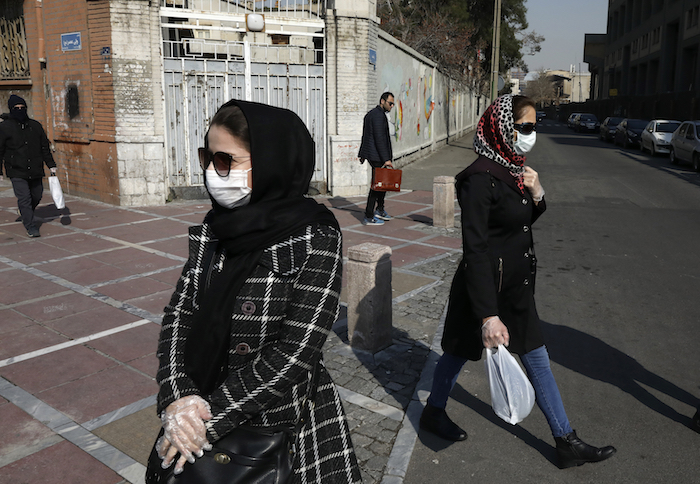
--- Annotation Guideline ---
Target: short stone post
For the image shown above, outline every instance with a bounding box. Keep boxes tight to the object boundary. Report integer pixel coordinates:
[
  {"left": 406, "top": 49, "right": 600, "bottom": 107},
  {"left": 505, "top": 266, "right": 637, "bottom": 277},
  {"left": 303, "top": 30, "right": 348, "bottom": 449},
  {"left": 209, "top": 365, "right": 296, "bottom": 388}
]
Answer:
[
  {"left": 346, "top": 243, "right": 393, "bottom": 353},
  {"left": 433, "top": 176, "right": 455, "bottom": 228}
]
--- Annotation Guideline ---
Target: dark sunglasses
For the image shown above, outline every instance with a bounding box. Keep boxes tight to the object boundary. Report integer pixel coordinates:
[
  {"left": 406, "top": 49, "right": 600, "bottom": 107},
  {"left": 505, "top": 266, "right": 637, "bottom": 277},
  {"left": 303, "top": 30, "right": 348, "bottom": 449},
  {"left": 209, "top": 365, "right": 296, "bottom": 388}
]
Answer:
[
  {"left": 514, "top": 123, "right": 536, "bottom": 135},
  {"left": 388, "top": 102, "right": 395, "bottom": 106},
  {"left": 198, "top": 148, "right": 251, "bottom": 177}
]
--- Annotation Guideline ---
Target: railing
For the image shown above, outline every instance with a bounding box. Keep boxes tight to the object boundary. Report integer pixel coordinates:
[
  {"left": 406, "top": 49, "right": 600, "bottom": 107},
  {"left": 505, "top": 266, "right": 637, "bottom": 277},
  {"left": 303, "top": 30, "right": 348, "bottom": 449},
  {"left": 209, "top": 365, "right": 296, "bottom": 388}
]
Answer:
[
  {"left": 160, "top": 0, "right": 325, "bottom": 20},
  {"left": 0, "top": 16, "right": 30, "bottom": 80},
  {"left": 162, "top": 38, "right": 322, "bottom": 63}
]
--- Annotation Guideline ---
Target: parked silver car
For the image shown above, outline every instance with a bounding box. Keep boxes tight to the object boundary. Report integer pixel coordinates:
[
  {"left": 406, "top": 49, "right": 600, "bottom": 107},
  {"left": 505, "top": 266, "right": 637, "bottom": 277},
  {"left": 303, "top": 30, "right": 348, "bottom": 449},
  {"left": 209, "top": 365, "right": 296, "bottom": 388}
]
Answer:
[
  {"left": 640, "top": 120, "right": 681, "bottom": 156},
  {"left": 669, "top": 121, "right": 700, "bottom": 171}
]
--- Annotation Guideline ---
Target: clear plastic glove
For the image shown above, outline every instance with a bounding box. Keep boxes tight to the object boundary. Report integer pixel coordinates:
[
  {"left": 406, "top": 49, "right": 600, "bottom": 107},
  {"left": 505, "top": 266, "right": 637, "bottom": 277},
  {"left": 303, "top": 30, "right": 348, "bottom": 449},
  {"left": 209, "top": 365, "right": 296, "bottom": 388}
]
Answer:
[
  {"left": 523, "top": 166, "right": 544, "bottom": 201},
  {"left": 50, "top": 167, "right": 57, "bottom": 176},
  {"left": 158, "top": 395, "right": 213, "bottom": 474},
  {"left": 482, "top": 316, "right": 510, "bottom": 348}
]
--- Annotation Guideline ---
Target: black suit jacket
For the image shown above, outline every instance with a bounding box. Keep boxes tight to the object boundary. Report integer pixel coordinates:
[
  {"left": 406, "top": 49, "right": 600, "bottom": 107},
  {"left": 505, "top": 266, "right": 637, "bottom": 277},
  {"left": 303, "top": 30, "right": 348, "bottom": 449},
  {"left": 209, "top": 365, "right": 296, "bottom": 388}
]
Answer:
[
  {"left": 442, "top": 156, "right": 546, "bottom": 360},
  {"left": 358, "top": 105, "right": 392, "bottom": 163}
]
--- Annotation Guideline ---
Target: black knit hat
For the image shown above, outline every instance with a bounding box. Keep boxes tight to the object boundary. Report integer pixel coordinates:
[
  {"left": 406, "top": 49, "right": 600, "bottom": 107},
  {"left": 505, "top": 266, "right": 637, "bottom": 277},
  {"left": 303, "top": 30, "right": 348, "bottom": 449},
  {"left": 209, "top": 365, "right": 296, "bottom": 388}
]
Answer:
[{"left": 8, "top": 94, "right": 26, "bottom": 110}]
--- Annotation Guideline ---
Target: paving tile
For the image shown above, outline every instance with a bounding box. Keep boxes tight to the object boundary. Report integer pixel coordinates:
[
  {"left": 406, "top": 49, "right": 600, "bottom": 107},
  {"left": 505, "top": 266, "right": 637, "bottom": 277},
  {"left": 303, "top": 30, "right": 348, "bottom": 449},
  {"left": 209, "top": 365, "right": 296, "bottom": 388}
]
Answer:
[
  {"left": 0, "top": 439, "right": 124, "bottom": 484},
  {"left": 390, "top": 191, "right": 434, "bottom": 204},
  {"left": 39, "top": 256, "right": 108, "bottom": 276},
  {"left": 421, "top": 235, "right": 462, "bottom": 250},
  {"left": 0, "top": 310, "right": 35, "bottom": 335},
  {"left": 92, "top": 405, "right": 161, "bottom": 466},
  {"left": 31, "top": 223, "right": 73, "bottom": 238},
  {"left": 148, "top": 267, "right": 183, "bottom": 286},
  {"left": 172, "top": 212, "right": 208, "bottom": 224},
  {"left": 341, "top": 233, "right": 395, "bottom": 257},
  {"left": 0, "top": 403, "right": 62, "bottom": 468},
  {"left": 140, "top": 203, "right": 208, "bottom": 217},
  {"left": 0, "top": 277, "right": 67, "bottom": 305},
  {"left": 329, "top": 208, "right": 365, "bottom": 226},
  {"left": 88, "top": 246, "right": 154, "bottom": 264},
  {"left": 95, "top": 209, "right": 157, "bottom": 224},
  {"left": 126, "top": 353, "right": 159, "bottom": 379},
  {"left": 37, "top": 233, "right": 122, "bottom": 254},
  {"left": 0, "top": 345, "right": 116, "bottom": 393},
  {"left": 390, "top": 244, "right": 448, "bottom": 268},
  {"left": 96, "top": 276, "right": 174, "bottom": 302},
  {"left": 0, "top": 268, "right": 36, "bottom": 287},
  {"left": 142, "top": 236, "right": 189, "bottom": 258},
  {"left": 0, "top": 240, "right": 75, "bottom": 264},
  {"left": 124, "top": 290, "right": 172, "bottom": 316},
  {"left": 13, "top": 292, "right": 103, "bottom": 322},
  {"left": 87, "top": 323, "right": 161, "bottom": 363},
  {"left": 60, "top": 264, "right": 132, "bottom": 286},
  {"left": 38, "top": 366, "right": 158, "bottom": 423},
  {"left": 109, "top": 253, "right": 180, "bottom": 276},
  {"left": 94, "top": 218, "right": 188, "bottom": 243},
  {"left": 44, "top": 305, "right": 141, "bottom": 339},
  {"left": 0, "top": 323, "right": 68, "bottom": 360}
]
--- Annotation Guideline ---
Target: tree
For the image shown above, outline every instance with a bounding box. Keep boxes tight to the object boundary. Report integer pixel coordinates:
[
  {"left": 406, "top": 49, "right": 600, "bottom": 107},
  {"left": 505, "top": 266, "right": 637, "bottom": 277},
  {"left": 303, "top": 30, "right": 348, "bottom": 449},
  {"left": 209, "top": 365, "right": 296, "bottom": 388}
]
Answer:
[
  {"left": 525, "top": 70, "right": 555, "bottom": 106},
  {"left": 377, "top": 0, "right": 543, "bottom": 92}
]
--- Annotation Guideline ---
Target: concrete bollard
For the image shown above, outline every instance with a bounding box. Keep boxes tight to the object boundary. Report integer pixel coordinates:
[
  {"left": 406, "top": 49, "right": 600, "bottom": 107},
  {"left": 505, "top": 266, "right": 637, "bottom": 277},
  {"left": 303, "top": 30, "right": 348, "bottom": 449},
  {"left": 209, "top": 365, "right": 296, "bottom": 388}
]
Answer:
[
  {"left": 433, "top": 176, "right": 455, "bottom": 228},
  {"left": 346, "top": 243, "right": 393, "bottom": 353}
]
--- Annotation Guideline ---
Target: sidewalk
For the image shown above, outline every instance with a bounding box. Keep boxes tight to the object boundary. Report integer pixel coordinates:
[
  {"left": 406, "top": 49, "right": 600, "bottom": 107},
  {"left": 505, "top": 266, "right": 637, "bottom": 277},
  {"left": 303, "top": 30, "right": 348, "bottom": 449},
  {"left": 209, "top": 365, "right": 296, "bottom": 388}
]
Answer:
[{"left": 0, "top": 153, "right": 470, "bottom": 484}]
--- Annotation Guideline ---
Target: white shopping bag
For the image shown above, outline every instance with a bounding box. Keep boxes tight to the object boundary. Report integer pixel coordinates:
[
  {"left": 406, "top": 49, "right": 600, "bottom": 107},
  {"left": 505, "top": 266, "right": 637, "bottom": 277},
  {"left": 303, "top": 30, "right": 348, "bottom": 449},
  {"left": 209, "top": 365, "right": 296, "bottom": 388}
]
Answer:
[
  {"left": 484, "top": 344, "right": 536, "bottom": 424},
  {"left": 48, "top": 176, "right": 65, "bottom": 209}
]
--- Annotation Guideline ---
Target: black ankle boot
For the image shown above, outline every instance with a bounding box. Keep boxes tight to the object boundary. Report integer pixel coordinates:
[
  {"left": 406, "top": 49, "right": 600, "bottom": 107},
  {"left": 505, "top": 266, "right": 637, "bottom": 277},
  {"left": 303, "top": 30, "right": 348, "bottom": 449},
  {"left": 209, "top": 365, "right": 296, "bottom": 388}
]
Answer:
[
  {"left": 555, "top": 430, "right": 616, "bottom": 468},
  {"left": 419, "top": 403, "right": 467, "bottom": 441}
]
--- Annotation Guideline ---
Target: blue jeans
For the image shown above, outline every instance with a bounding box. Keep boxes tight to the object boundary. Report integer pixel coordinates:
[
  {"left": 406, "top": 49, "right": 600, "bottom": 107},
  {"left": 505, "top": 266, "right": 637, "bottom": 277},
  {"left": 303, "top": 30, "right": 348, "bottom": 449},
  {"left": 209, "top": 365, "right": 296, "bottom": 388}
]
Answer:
[{"left": 427, "top": 345, "right": 573, "bottom": 438}]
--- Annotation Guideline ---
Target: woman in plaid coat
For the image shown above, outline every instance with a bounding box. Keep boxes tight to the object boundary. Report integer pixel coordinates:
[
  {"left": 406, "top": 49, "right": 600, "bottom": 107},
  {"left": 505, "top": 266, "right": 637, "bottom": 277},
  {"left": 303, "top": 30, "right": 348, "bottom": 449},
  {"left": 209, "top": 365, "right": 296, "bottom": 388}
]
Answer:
[{"left": 150, "top": 100, "right": 362, "bottom": 483}]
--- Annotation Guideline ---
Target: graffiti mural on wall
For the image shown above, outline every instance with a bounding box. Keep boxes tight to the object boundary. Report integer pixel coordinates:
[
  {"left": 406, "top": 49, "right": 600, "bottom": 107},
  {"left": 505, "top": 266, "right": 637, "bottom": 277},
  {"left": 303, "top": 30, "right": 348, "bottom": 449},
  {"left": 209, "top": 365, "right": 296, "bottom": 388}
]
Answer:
[{"left": 381, "top": 64, "right": 439, "bottom": 145}]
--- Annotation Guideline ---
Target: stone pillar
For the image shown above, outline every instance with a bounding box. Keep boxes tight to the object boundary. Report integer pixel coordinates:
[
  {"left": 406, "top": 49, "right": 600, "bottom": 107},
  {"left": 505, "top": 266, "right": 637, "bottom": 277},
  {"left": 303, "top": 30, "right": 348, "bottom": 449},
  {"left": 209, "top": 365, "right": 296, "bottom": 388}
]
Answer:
[
  {"left": 346, "top": 243, "right": 392, "bottom": 353},
  {"left": 326, "top": 0, "right": 379, "bottom": 197},
  {"left": 433, "top": 176, "right": 455, "bottom": 228}
]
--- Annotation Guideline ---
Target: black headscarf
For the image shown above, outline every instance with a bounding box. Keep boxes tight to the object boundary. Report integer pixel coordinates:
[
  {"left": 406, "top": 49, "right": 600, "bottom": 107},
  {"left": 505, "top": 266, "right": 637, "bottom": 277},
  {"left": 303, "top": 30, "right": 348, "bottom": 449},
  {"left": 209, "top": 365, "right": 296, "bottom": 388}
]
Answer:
[{"left": 184, "top": 100, "right": 339, "bottom": 394}]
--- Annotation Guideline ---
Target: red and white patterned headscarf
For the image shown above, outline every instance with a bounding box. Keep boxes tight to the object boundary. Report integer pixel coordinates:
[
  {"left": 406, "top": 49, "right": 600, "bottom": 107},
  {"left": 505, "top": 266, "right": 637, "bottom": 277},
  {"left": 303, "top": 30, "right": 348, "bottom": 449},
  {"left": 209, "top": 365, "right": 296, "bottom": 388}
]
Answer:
[{"left": 473, "top": 94, "right": 526, "bottom": 193}]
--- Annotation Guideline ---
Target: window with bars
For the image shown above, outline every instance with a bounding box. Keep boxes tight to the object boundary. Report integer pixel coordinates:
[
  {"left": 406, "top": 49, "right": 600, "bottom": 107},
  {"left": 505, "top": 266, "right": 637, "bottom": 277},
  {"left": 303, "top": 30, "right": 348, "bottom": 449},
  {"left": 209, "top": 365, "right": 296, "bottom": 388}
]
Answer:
[{"left": 0, "top": 0, "right": 30, "bottom": 80}]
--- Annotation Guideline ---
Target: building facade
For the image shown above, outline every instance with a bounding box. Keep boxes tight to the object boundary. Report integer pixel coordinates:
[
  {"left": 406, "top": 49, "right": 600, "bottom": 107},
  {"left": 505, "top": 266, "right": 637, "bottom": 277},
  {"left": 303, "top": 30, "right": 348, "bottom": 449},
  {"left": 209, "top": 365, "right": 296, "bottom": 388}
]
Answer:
[
  {"left": 585, "top": 0, "right": 700, "bottom": 118},
  {"left": 1, "top": 0, "right": 482, "bottom": 206}
]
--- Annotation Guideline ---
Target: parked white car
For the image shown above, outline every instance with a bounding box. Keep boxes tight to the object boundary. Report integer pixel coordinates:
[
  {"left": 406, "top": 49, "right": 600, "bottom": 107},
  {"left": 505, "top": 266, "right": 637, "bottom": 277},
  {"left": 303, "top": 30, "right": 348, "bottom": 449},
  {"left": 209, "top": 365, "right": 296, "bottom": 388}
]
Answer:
[
  {"left": 669, "top": 121, "right": 700, "bottom": 171},
  {"left": 641, "top": 120, "right": 681, "bottom": 156}
]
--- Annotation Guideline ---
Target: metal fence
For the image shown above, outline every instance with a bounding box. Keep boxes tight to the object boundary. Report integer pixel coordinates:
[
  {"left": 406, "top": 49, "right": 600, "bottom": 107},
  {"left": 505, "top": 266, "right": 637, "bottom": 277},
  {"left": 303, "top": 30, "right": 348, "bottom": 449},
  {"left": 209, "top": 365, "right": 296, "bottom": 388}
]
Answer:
[{"left": 160, "top": 0, "right": 325, "bottom": 19}]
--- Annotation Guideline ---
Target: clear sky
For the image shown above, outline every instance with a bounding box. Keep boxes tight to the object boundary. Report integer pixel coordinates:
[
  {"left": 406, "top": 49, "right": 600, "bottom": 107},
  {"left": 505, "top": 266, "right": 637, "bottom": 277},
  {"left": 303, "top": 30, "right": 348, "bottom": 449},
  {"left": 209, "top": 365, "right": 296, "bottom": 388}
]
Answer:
[{"left": 522, "top": 0, "right": 609, "bottom": 78}]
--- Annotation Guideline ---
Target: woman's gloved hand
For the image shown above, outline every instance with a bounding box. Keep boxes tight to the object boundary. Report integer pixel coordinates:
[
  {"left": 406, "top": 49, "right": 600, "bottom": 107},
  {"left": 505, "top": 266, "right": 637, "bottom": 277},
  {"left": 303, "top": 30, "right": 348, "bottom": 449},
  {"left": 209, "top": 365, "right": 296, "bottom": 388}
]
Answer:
[
  {"left": 482, "top": 316, "right": 510, "bottom": 348},
  {"left": 523, "top": 166, "right": 545, "bottom": 201},
  {"left": 158, "top": 395, "right": 213, "bottom": 474}
]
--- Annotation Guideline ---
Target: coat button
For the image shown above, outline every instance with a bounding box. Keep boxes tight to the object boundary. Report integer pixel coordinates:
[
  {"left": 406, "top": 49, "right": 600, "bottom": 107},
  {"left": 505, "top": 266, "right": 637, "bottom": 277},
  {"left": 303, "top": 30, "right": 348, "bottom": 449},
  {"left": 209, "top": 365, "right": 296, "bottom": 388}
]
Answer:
[
  {"left": 523, "top": 225, "right": 530, "bottom": 232},
  {"left": 521, "top": 198, "right": 528, "bottom": 205},
  {"left": 523, "top": 279, "right": 530, "bottom": 285},
  {"left": 235, "top": 343, "right": 251, "bottom": 355},
  {"left": 524, "top": 252, "right": 529, "bottom": 258},
  {"left": 241, "top": 301, "right": 256, "bottom": 315}
]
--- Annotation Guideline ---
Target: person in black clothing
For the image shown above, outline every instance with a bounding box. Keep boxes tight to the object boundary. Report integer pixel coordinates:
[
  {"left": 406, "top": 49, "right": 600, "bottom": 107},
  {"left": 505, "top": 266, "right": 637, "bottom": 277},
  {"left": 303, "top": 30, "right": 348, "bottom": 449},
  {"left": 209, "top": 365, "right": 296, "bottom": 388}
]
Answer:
[
  {"left": 419, "top": 94, "right": 616, "bottom": 469},
  {"left": 358, "top": 92, "right": 394, "bottom": 226},
  {"left": 0, "top": 94, "right": 57, "bottom": 238}
]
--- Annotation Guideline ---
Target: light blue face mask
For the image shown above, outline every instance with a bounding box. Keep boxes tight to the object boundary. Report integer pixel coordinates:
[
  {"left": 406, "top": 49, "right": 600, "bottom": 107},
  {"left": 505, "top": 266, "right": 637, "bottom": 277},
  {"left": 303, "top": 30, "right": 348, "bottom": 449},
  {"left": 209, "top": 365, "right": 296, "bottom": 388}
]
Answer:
[{"left": 514, "top": 131, "right": 537, "bottom": 155}]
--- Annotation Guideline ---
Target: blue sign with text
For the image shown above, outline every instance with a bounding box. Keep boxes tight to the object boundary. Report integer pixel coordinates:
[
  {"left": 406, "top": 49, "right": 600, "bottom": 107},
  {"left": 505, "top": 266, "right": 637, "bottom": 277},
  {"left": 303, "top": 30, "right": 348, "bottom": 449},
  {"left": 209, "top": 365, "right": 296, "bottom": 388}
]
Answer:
[{"left": 61, "top": 32, "right": 82, "bottom": 51}]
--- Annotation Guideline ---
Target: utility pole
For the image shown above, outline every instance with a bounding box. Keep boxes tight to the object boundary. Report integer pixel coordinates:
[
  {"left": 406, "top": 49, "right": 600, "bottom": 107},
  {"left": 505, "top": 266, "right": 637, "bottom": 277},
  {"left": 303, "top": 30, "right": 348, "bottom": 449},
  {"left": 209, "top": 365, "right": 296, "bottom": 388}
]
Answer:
[{"left": 490, "top": 0, "right": 502, "bottom": 101}]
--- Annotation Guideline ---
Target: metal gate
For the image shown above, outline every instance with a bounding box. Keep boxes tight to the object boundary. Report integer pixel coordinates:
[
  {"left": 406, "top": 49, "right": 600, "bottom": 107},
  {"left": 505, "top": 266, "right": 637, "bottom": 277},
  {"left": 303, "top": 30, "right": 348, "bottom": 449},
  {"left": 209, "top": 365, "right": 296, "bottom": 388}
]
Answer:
[{"left": 163, "top": 44, "right": 325, "bottom": 189}]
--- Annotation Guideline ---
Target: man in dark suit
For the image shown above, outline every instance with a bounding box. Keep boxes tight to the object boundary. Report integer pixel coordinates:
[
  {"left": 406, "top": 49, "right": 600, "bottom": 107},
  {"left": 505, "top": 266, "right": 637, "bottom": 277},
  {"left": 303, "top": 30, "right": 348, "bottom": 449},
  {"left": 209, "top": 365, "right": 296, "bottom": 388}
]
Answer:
[{"left": 358, "top": 92, "right": 394, "bottom": 226}]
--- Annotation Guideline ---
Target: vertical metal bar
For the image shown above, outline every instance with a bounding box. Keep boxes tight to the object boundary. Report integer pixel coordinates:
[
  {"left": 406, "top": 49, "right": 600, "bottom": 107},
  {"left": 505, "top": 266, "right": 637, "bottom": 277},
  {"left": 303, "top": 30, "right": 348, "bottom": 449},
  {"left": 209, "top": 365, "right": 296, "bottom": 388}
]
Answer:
[
  {"left": 244, "top": 40, "right": 252, "bottom": 101},
  {"left": 182, "top": 57, "right": 192, "bottom": 186}
]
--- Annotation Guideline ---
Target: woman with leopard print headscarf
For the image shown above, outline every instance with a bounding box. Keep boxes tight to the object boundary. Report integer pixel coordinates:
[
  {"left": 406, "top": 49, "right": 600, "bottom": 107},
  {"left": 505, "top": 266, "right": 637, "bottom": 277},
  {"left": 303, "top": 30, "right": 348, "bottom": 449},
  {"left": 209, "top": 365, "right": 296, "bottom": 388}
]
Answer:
[{"left": 419, "top": 95, "right": 617, "bottom": 469}]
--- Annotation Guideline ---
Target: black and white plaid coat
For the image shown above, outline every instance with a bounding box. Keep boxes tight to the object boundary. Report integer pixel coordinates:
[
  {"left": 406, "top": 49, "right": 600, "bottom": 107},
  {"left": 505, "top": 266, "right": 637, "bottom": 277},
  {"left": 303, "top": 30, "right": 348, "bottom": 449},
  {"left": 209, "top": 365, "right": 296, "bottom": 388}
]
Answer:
[{"left": 157, "top": 222, "right": 362, "bottom": 484}]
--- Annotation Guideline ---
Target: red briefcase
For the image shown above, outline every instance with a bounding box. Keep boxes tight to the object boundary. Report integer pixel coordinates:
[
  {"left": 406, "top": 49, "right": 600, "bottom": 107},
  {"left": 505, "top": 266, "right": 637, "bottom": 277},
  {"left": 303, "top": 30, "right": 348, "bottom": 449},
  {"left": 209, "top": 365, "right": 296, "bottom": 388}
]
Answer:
[{"left": 371, "top": 168, "right": 402, "bottom": 192}]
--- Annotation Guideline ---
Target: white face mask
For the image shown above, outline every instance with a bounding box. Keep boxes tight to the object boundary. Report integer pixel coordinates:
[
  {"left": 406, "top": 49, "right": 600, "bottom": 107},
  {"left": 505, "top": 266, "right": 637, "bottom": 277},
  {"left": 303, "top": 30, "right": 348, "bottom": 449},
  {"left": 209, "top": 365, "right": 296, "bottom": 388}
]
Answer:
[
  {"left": 205, "top": 168, "right": 252, "bottom": 209},
  {"left": 513, "top": 131, "right": 537, "bottom": 155}
]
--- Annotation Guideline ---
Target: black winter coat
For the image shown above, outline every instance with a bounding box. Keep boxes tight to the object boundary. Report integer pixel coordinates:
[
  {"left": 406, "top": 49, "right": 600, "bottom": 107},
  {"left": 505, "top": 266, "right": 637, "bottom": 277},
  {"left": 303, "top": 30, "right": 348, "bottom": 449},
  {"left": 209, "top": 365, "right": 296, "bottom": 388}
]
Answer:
[
  {"left": 442, "top": 156, "right": 546, "bottom": 360},
  {"left": 0, "top": 117, "right": 55, "bottom": 179},
  {"left": 358, "top": 105, "right": 392, "bottom": 163}
]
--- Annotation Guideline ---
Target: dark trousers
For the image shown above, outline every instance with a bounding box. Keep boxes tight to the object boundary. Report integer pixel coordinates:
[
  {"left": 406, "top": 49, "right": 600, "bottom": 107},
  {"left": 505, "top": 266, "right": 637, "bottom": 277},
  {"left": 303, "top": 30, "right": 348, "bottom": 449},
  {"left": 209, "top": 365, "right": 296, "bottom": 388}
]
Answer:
[
  {"left": 11, "top": 177, "right": 43, "bottom": 230},
  {"left": 365, "top": 160, "right": 387, "bottom": 218}
]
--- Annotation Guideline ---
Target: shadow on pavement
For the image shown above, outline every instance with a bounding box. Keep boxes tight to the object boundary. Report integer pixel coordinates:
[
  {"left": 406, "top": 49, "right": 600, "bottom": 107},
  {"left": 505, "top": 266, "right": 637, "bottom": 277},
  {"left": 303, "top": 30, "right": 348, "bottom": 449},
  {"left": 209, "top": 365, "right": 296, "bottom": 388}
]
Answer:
[
  {"left": 326, "top": 196, "right": 365, "bottom": 223},
  {"left": 35, "top": 204, "right": 72, "bottom": 226},
  {"left": 542, "top": 320, "right": 699, "bottom": 427}
]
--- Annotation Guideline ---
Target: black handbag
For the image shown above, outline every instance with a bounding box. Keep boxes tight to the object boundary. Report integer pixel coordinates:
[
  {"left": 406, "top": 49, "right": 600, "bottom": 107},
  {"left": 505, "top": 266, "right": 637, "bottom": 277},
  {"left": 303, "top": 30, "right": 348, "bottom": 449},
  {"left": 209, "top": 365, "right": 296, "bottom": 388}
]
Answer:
[{"left": 146, "top": 362, "right": 320, "bottom": 484}]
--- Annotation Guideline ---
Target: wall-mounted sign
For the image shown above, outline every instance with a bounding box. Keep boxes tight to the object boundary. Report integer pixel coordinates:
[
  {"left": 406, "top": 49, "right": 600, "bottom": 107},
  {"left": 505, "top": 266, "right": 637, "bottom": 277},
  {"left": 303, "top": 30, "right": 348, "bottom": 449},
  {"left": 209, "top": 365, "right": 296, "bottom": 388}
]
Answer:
[
  {"left": 609, "top": 88, "right": 618, "bottom": 97},
  {"left": 369, "top": 49, "right": 376, "bottom": 65},
  {"left": 61, "top": 32, "right": 82, "bottom": 51}
]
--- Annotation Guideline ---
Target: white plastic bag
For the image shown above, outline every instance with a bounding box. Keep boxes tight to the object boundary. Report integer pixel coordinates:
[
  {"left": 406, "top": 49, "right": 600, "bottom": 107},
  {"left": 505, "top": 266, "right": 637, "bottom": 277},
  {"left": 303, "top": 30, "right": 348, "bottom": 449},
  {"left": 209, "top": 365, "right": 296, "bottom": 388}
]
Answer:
[
  {"left": 48, "top": 176, "right": 65, "bottom": 209},
  {"left": 484, "top": 344, "right": 535, "bottom": 424}
]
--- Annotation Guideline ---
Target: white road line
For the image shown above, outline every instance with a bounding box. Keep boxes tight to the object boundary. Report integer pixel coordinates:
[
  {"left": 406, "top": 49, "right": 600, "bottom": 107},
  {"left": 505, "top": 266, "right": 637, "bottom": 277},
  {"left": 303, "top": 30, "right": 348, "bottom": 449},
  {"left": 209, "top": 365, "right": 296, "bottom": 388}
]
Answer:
[{"left": 0, "top": 319, "right": 154, "bottom": 368}]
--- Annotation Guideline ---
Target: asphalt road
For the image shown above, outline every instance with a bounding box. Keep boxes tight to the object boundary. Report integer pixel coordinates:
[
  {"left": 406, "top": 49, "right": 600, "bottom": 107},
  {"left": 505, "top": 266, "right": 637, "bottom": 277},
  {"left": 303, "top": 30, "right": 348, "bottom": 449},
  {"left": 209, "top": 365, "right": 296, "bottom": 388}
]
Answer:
[{"left": 401, "top": 120, "right": 700, "bottom": 483}]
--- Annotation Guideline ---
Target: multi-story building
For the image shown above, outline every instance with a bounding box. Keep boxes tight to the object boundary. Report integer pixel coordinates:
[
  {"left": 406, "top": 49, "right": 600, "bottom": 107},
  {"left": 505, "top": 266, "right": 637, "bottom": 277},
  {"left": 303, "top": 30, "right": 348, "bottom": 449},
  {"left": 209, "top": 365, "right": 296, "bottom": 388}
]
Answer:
[{"left": 585, "top": 0, "right": 700, "bottom": 119}]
